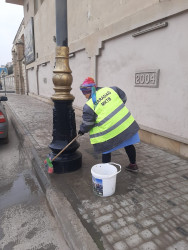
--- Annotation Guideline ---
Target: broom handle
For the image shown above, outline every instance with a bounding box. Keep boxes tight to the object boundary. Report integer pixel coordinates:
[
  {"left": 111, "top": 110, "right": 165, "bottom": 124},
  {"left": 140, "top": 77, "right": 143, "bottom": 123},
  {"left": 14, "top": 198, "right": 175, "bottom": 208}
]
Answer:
[{"left": 52, "top": 134, "right": 80, "bottom": 162}]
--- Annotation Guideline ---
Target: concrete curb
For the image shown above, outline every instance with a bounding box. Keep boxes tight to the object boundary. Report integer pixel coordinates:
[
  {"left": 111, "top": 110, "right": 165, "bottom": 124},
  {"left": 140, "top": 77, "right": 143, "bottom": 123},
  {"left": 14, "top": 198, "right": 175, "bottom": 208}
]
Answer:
[{"left": 5, "top": 102, "right": 99, "bottom": 250}]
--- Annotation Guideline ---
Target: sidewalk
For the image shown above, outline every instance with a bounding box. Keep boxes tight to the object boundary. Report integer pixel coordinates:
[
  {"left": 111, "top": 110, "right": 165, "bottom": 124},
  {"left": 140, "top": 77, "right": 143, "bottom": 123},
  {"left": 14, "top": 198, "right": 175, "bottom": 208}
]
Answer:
[{"left": 5, "top": 93, "right": 188, "bottom": 250}]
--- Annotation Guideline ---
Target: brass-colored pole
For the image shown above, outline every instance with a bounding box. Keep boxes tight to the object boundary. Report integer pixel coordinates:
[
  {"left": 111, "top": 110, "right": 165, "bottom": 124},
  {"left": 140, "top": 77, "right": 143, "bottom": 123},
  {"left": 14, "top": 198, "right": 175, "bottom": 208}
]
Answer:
[{"left": 52, "top": 46, "right": 74, "bottom": 101}]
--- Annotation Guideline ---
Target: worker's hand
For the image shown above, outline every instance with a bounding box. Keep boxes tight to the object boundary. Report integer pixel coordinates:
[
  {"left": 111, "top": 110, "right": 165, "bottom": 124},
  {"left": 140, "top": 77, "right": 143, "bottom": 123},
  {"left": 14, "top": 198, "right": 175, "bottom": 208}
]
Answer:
[{"left": 78, "top": 130, "right": 84, "bottom": 136}]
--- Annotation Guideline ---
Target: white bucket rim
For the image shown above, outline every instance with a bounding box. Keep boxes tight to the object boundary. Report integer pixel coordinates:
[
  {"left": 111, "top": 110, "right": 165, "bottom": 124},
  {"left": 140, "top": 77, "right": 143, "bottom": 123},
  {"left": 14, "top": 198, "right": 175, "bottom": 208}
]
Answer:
[{"left": 91, "top": 162, "right": 121, "bottom": 179}]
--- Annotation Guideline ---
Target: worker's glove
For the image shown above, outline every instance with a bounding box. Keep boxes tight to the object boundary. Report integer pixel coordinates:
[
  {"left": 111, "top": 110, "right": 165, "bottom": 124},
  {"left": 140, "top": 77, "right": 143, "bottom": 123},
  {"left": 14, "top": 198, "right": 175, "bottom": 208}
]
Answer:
[{"left": 78, "top": 130, "right": 84, "bottom": 136}]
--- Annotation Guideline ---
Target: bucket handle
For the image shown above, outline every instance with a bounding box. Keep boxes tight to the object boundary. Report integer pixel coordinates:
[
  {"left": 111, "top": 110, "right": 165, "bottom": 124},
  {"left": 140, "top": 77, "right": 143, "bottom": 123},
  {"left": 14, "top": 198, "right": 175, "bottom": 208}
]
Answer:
[{"left": 107, "top": 162, "right": 121, "bottom": 178}]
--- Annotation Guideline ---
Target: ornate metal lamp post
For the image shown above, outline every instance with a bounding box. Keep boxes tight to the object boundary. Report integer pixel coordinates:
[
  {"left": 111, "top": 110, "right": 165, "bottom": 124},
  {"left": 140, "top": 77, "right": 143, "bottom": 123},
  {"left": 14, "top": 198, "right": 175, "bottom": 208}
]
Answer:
[{"left": 49, "top": 0, "right": 82, "bottom": 173}]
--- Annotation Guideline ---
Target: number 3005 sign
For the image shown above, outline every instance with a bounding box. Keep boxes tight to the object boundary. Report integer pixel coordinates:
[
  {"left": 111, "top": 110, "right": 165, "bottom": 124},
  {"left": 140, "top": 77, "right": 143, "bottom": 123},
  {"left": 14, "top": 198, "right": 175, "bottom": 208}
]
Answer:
[{"left": 135, "top": 70, "right": 160, "bottom": 88}]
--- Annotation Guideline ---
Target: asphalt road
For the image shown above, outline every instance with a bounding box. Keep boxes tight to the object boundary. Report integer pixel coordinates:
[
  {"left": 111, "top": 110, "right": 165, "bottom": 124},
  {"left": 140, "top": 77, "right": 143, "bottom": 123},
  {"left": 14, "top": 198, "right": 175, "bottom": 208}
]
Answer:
[{"left": 0, "top": 120, "right": 70, "bottom": 250}]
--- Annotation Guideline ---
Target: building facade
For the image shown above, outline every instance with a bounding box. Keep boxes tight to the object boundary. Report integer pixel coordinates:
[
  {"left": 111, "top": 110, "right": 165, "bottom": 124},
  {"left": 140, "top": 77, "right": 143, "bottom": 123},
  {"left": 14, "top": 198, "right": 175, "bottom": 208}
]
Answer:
[
  {"left": 6, "top": 0, "right": 188, "bottom": 158},
  {"left": 12, "top": 19, "right": 26, "bottom": 94}
]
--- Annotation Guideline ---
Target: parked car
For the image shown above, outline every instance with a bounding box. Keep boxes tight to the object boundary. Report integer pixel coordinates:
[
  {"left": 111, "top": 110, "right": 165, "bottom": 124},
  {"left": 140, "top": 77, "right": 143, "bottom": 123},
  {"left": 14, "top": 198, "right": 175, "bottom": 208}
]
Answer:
[{"left": 0, "top": 96, "right": 8, "bottom": 143}]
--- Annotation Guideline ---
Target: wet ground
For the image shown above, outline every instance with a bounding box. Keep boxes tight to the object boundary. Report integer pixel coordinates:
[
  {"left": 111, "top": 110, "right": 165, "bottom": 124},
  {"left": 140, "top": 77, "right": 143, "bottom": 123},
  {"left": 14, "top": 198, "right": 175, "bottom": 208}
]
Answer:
[
  {"left": 0, "top": 121, "right": 70, "bottom": 250},
  {"left": 5, "top": 93, "right": 188, "bottom": 250}
]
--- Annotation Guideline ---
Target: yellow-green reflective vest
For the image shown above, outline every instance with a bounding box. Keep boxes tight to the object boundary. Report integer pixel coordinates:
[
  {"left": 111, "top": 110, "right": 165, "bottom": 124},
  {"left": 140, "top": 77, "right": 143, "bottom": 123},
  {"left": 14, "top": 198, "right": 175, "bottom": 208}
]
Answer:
[{"left": 86, "top": 87, "right": 135, "bottom": 144}]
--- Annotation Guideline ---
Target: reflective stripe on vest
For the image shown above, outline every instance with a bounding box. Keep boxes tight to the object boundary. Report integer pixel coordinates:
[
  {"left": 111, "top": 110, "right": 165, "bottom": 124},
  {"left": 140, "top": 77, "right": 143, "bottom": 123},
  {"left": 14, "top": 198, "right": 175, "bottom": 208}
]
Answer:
[{"left": 86, "top": 87, "right": 135, "bottom": 144}]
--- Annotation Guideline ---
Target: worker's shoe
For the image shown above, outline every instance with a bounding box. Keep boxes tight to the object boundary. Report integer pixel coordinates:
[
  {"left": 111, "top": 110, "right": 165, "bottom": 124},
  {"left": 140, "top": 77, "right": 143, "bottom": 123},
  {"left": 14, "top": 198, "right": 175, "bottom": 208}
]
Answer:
[{"left": 125, "top": 163, "right": 139, "bottom": 172}]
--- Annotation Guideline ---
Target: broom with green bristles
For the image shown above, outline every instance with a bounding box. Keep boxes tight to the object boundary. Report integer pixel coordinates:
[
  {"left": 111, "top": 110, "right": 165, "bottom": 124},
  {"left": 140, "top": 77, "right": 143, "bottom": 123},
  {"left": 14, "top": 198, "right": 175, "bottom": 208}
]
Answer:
[{"left": 44, "top": 134, "right": 80, "bottom": 174}]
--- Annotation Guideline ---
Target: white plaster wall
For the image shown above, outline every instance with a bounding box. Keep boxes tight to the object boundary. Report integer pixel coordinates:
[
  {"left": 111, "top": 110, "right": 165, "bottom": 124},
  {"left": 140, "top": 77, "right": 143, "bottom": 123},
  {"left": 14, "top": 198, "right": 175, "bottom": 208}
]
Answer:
[
  {"left": 68, "top": 0, "right": 158, "bottom": 43},
  {"left": 34, "top": 0, "right": 56, "bottom": 61},
  {"left": 97, "top": 13, "right": 188, "bottom": 140},
  {"left": 38, "top": 63, "right": 54, "bottom": 98},
  {"left": 27, "top": 69, "right": 37, "bottom": 94},
  {"left": 70, "top": 50, "right": 90, "bottom": 108}
]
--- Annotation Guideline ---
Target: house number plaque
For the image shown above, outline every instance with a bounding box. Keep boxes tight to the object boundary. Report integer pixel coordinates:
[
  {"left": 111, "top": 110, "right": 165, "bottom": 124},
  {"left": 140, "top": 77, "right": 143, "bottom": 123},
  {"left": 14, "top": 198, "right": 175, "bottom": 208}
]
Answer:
[{"left": 135, "top": 69, "right": 160, "bottom": 88}]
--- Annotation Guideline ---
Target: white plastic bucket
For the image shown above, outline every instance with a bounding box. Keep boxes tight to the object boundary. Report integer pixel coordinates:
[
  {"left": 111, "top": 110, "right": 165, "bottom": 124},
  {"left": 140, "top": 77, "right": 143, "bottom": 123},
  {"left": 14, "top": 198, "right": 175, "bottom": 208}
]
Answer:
[{"left": 91, "top": 162, "right": 121, "bottom": 197}]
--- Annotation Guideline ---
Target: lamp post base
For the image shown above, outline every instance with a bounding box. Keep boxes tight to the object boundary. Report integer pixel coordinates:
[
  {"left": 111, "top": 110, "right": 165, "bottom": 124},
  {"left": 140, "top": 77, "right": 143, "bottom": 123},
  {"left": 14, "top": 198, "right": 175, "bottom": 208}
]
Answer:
[
  {"left": 49, "top": 99, "right": 82, "bottom": 174},
  {"left": 49, "top": 151, "right": 82, "bottom": 174}
]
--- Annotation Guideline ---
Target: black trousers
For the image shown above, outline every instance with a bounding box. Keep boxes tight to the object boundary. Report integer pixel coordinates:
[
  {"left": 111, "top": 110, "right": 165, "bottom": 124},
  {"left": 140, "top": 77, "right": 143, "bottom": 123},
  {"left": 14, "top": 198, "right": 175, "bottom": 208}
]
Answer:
[{"left": 102, "top": 145, "right": 136, "bottom": 164}]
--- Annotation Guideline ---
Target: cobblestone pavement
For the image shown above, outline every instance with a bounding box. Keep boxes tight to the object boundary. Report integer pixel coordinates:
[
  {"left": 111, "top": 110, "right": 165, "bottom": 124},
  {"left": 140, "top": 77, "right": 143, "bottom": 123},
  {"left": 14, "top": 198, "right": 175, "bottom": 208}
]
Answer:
[
  {"left": 77, "top": 143, "right": 188, "bottom": 250},
  {"left": 5, "top": 93, "right": 188, "bottom": 250}
]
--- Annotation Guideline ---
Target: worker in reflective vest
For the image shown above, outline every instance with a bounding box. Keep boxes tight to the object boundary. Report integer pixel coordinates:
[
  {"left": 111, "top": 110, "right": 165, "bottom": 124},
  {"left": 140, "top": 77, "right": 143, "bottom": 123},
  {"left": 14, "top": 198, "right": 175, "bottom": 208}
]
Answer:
[{"left": 78, "top": 77, "right": 140, "bottom": 172}]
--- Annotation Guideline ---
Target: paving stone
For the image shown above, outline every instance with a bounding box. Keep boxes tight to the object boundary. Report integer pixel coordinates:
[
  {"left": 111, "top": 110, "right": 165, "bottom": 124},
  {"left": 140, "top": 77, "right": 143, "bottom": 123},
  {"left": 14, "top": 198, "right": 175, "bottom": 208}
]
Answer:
[
  {"left": 140, "top": 219, "right": 156, "bottom": 228},
  {"left": 177, "top": 166, "right": 188, "bottom": 171},
  {"left": 152, "top": 215, "right": 165, "bottom": 223},
  {"left": 126, "top": 198, "right": 135, "bottom": 206},
  {"left": 95, "top": 214, "right": 114, "bottom": 225},
  {"left": 111, "top": 221, "right": 121, "bottom": 230},
  {"left": 82, "top": 213, "right": 89, "bottom": 220},
  {"left": 137, "top": 211, "right": 148, "bottom": 220},
  {"left": 182, "top": 194, "right": 188, "bottom": 200},
  {"left": 163, "top": 234, "right": 175, "bottom": 244},
  {"left": 111, "top": 231, "right": 121, "bottom": 242},
  {"left": 100, "top": 224, "right": 114, "bottom": 234},
  {"left": 115, "top": 210, "right": 123, "bottom": 218},
  {"left": 134, "top": 222, "right": 144, "bottom": 230},
  {"left": 163, "top": 193, "right": 176, "bottom": 200},
  {"left": 175, "top": 227, "right": 188, "bottom": 237},
  {"left": 171, "top": 207, "right": 184, "bottom": 216},
  {"left": 114, "top": 203, "right": 121, "bottom": 209},
  {"left": 99, "top": 207, "right": 107, "bottom": 214},
  {"left": 140, "top": 229, "right": 153, "bottom": 240},
  {"left": 113, "top": 241, "right": 128, "bottom": 250},
  {"left": 166, "top": 200, "right": 177, "bottom": 207},
  {"left": 160, "top": 224, "right": 169, "bottom": 232},
  {"left": 109, "top": 197, "right": 117, "bottom": 203},
  {"left": 125, "top": 216, "right": 136, "bottom": 224},
  {"left": 167, "top": 219, "right": 178, "bottom": 228},
  {"left": 117, "top": 218, "right": 127, "bottom": 227},
  {"left": 103, "top": 205, "right": 114, "bottom": 213},
  {"left": 117, "top": 227, "right": 132, "bottom": 238},
  {"left": 181, "top": 212, "right": 188, "bottom": 221},
  {"left": 153, "top": 238, "right": 167, "bottom": 248},
  {"left": 82, "top": 200, "right": 102, "bottom": 209},
  {"left": 126, "top": 234, "right": 143, "bottom": 248},
  {"left": 150, "top": 227, "right": 161, "bottom": 236},
  {"left": 173, "top": 197, "right": 185, "bottom": 204},
  {"left": 154, "top": 177, "right": 167, "bottom": 183},
  {"left": 119, "top": 208, "right": 128, "bottom": 215},
  {"left": 177, "top": 161, "right": 188, "bottom": 166},
  {"left": 154, "top": 189, "right": 166, "bottom": 195},
  {"left": 156, "top": 202, "right": 169, "bottom": 210},
  {"left": 78, "top": 207, "right": 86, "bottom": 215},
  {"left": 169, "top": 230, "right": 183, "bottom": 241},
  {"left": 180, "top": 204, "right": 188, "bottom": 210},
  {"left": 139, "top": 201, "right": 150, "bottom": 210},
  {"left": 173, "top": 216, "right": 185, "bottom": 224},
  {"left": 166, "top": 173, "right": 180, "bottom": 179},
  {"left": 139, "top": 241, "right": 158, "bottom": 250},
  {"left": 166, "top": 240, "right": 188, "bottom": 250},
  {"left": 102, "top": 239, "right": 113, "bottom": 250},
  {"left": 106, "top": 234, "right": 115, "bottom": 244},
  {"left": 90, "top": 209, "right": 100, "bottom": 218},
  {"left": 128, "top": 224, "right": 140, "bottom": 234}
]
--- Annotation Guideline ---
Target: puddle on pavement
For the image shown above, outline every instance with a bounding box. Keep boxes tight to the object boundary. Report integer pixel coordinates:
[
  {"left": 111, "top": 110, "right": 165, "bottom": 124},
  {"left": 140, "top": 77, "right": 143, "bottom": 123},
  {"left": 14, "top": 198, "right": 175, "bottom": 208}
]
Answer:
[{"left": 0, "top": 171, "right": 41, "bottom": 211}]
